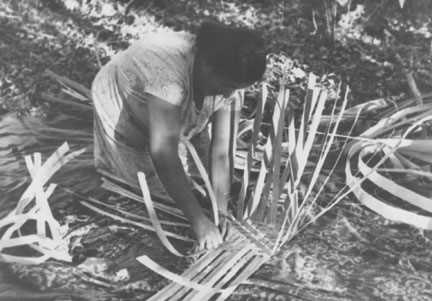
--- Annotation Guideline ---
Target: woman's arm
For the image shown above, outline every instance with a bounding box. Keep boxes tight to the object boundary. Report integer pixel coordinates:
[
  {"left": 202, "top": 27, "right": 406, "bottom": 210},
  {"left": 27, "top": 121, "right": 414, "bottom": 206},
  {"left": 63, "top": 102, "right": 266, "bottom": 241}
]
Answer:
[
  {"left": 147, "top": 95, "right": 222, "bottom": 249},
  {"left": 210, "top": 94, "right": 241, "bottom": 215}
]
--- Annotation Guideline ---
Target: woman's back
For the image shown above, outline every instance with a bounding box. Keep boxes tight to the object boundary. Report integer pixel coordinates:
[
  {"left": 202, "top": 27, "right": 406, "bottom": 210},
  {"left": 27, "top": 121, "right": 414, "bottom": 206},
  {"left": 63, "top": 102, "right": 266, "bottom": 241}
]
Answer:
[{"left": 91, "top": 30, "right": 195, "bottom": 145}]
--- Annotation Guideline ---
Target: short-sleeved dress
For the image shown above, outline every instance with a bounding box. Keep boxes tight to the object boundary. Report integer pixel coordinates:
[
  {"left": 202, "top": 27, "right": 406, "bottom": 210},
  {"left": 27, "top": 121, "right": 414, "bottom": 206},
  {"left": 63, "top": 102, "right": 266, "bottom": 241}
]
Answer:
[{"left": 91, "top": 30, "right": 241, "bottom": 199}]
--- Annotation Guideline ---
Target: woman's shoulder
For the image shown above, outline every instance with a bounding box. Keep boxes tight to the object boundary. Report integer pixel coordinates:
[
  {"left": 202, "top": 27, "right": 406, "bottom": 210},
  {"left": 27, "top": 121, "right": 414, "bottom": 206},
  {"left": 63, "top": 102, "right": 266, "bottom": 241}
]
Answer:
[
  {"left": 91, "top": 30, "right": 194, "bottom": 107},
  {"left": 124, "top": 30, "right": 195, "bottom": 67},
  {"left": 132, "top": 30, "right": 195, "bottom": 50},
  {"left": 118, "top": 30, "right": 195, "bottom": 105}
]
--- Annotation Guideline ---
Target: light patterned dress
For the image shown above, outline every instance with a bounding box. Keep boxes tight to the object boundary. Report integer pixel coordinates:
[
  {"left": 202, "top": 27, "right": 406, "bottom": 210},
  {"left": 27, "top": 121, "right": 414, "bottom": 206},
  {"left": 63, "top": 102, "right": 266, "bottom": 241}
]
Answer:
[{"left": 91, "top": 30, "right": 241, "bottom": 198}]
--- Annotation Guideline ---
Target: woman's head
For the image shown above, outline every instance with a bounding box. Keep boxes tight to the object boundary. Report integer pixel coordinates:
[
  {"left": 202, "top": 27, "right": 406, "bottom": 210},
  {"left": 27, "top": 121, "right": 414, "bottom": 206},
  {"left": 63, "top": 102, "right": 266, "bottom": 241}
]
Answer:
[{"left": 195, "top": 21, "right": 267, "bottom": 96}]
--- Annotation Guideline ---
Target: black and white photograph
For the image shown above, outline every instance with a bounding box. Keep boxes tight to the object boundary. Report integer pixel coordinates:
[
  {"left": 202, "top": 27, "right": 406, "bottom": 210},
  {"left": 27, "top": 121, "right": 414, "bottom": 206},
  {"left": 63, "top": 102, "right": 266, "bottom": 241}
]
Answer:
[{"left": 1, "top": 0, "right": 432, "bottom": 300}]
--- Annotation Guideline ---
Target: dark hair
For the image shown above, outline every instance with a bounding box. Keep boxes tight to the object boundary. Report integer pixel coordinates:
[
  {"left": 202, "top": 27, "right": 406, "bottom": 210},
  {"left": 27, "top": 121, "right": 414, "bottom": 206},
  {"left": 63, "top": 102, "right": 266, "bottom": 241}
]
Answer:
[{"left": 196, "top": 21, "right": 266, "bottom": 85}]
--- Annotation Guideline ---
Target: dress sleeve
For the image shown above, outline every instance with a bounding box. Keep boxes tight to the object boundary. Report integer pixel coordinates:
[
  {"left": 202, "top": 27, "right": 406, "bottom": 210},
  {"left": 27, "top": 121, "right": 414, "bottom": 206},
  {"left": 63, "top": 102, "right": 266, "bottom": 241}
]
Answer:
[
  {"left": 144, "top": 84, "right": 185, "bottom": 107},
  {"left": 116, "top": 63, "right": 185, "bottom": 108}
]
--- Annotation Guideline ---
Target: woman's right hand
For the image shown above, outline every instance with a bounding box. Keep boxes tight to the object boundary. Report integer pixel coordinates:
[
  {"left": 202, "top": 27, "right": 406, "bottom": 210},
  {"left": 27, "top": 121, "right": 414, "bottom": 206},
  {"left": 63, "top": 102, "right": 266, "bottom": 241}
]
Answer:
[{"left": 192, "top": 215, "right": 223, "bottom": 250}]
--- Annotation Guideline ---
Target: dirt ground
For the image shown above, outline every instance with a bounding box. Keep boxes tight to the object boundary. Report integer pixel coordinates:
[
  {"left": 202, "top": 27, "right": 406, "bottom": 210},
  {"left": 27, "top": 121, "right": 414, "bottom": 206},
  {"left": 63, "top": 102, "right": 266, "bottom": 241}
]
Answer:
[{"left": 2, "top": 0, "right": 432, "bottom": 300}]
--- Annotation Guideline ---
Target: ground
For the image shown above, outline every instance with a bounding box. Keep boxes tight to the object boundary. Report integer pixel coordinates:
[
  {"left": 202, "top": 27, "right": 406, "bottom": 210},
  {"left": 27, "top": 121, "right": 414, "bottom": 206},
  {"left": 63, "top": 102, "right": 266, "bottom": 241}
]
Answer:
[{"left": 1, "top": 0, "right": 432, "bottom": 300}]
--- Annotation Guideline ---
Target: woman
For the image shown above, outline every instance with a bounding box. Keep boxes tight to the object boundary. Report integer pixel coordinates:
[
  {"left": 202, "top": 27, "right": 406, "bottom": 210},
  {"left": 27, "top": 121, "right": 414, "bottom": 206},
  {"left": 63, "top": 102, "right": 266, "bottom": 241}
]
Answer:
[{"left": 91, "top": 22, "right": 266, "bottom": 250}]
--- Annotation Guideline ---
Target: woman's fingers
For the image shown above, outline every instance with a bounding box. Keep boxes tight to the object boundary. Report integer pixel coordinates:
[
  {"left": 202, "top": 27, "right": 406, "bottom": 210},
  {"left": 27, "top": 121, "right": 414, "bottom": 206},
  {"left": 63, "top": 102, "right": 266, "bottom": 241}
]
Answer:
[{"left": 195, "top": 217, "right": 225, "bottom": 251}]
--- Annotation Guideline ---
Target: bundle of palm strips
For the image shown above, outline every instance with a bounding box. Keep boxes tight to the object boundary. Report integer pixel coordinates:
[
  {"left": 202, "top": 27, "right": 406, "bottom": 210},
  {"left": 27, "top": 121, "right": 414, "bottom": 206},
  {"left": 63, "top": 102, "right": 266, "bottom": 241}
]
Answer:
[{"left": 0, "top": 142, "right": 85, "bottom": 264}]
